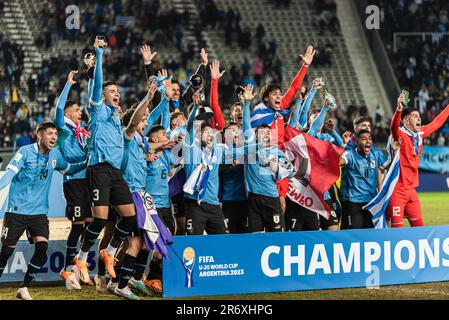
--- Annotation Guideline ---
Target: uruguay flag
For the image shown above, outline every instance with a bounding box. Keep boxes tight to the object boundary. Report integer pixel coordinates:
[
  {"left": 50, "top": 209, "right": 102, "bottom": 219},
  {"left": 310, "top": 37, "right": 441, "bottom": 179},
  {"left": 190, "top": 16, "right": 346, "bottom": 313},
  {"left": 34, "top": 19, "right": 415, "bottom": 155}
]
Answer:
[
  {"left": 363, "top": 137, "right": 400, "bottom": 228},
  {"left": 250, "top": 103, "right": 290, "bottom": 128}
]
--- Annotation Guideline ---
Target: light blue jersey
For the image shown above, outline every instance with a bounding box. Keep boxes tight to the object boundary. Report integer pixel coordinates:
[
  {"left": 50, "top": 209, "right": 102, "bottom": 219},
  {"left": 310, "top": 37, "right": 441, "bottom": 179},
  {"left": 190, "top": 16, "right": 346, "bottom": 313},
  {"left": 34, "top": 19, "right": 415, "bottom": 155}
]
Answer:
[
  {"left": 245, "top": 146, "right": 287, "bottom": 197},
  {"left": 55, "top": 81, "right": 90, "bottom": 182},
  {"left": 146, "top": 150, "right": 172, "bottom": 208},
  {"left": 340, "top": 148, "right": 386, "bottom": 203},
  {"left": 122, "top": 132, "right": 148, "bottom": 192},
  {"left": 87, "top": 47, "right": 124, "bottom": 169},
  {"left": 2, "top": 144, "right": 84, "bottom": 215}
]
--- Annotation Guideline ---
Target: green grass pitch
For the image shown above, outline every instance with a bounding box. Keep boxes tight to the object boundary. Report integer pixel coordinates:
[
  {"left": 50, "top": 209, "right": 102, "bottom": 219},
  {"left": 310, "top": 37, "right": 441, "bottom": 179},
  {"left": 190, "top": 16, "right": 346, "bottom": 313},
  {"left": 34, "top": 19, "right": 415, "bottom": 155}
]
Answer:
[{"left": 0, "top": 192, "right": 448, "bottom": 300}]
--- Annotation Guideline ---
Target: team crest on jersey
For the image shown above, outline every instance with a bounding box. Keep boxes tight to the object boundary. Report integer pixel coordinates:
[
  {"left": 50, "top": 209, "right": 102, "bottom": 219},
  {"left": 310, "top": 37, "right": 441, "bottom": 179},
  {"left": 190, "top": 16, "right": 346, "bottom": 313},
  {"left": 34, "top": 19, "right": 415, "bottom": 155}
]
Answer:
[
  {"left": 370, "top": 159, "right": 375, "bottom": 169},
  {"left": 273, "top": 214, "right": 280, "bottom": 224},
  {"left": 14, "top": 153, "right": 23, "bottom": 162},
  {"left": 52, "top": 160, "right": 57, "bottom": 168}
]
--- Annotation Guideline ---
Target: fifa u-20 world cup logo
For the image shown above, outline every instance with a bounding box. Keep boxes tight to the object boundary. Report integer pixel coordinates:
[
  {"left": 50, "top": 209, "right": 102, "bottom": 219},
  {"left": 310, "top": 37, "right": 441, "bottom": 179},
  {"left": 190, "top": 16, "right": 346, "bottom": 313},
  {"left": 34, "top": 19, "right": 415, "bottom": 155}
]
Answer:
[{"left": 183, "top": 247, "right": 195, "bottom": 288}]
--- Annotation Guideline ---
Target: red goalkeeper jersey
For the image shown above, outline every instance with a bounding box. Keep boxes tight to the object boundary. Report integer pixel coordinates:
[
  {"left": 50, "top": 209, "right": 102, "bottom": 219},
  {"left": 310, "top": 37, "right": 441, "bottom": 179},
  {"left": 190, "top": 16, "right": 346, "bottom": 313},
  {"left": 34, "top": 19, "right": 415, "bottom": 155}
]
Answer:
[{"left": 390, "top": 105, "right": 449, "bottom": 189}]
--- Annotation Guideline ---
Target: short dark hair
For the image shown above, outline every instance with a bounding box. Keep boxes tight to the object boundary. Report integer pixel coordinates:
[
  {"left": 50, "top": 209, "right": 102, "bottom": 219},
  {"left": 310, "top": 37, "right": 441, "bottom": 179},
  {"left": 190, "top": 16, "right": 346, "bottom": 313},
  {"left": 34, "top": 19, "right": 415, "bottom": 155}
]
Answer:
[
  {"left": 171, "top": 79, "right": 180, "bottom": 87},
  {"left": 122, "top": 107, "right": 136, "bottom": 127},
  {"left": 353, "top": 116, "right": 371, "bottom": 128},
  {"left": 357, "top": 129, "right": 372, "bottom": 138},
  {"left": 103, "top": 81, "right": 118, "bottom": 90},
  {"left": 401, "top": 107, "right": 419, "bottom": 120},
  {"left": 201, "top": 123, "right": 214, "bottom": 132},
  {"left": 223, "top": 121, "right": 239, "bottom": 132},
  {"left": 255, "top": 124, "right": 271, "bottom": 134},
  {"left": 148, "top": 125, "right": 165, "bottom": 139},
  {"left": 36, "top": 121, "right": 57, "bottom": 135},
  {"left": 64, "top": 101, "right": 78, "bottom": 112},
  {"left": 260, "top": 83, "right": 282, "bottom": 103}
]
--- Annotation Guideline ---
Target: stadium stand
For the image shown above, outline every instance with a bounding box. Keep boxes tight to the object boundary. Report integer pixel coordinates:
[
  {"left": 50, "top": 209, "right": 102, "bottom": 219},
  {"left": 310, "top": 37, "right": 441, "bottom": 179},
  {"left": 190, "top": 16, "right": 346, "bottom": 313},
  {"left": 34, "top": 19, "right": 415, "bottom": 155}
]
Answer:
[
  {"left": 0, "top": 0, "right": 403, "bottom": 150},
  {"left": 370, "top": 0, "right": 449, "bottom": 146}
]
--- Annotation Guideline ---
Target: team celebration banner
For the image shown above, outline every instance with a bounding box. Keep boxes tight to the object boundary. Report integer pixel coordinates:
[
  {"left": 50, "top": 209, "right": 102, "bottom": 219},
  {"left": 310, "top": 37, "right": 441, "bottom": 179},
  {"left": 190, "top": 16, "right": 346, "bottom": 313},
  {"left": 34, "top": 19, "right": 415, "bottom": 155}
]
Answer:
[
  {"left": 163, "top": 226, "right": 449, "bottom": 298},
  {"left": 420, "top": 146, "right": 449, "bottom": 173}
]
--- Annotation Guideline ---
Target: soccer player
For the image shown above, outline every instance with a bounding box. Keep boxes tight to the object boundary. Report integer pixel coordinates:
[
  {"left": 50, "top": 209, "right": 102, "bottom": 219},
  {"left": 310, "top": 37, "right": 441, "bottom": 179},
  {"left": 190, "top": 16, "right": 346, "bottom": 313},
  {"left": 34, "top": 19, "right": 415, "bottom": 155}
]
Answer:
[
  {"left": 387, "top": 92, "right": 449, "bottom": 227},
  {"left": 183, "top": 94, "right": 231, "bottom": 235},
  {"left": 306, "top": 93, "right": 343, "bottom": 230},
  {"left": 250, "top": 45, "right": 315, "bottom": 216},
  {"left": 0, "top": 122, "right": 85, "bottom": 300},
  {"left": 54, "top": 70, "right": 93, "bottom": 290},
  {"left": 243, "top": 85, "right": 295, "bottom": 233},
  {"left": 339, "top": 129, "right": 386, "bottom": 229},
  {"left": 74, "top": 38, "right": 142, "bottom": 298},
  {"left": 220, "top": 121, "right": 248, "bottom": 233}
]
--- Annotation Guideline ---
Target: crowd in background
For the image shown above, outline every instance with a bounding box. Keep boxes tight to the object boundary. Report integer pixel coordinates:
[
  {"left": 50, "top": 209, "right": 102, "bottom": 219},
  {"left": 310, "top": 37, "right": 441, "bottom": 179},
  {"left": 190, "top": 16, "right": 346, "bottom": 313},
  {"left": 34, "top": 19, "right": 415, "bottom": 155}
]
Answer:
[
  {"left": 372, "top": 0, "right": 449, "bottom": 146},
  {"left": 2, "top": 0, "right": 446, "bottom": 150}
]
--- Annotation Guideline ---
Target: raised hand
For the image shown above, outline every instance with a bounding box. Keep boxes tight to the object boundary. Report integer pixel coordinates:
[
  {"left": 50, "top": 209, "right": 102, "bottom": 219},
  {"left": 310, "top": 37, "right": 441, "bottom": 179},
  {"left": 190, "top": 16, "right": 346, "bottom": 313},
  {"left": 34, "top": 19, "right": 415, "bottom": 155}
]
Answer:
[
  {"left": 242, "top": 84, "right": 257, "bottom": 101},
  {"left": 324, "top": 92, "right": 337, "bottom": 110},
  {"left": 391, "top": 137, "right": 402, "bottom": 153},
  {"left": 67, "top": 70, "right": 78, "bottom": 85},
  {"left": 157, "top": 69, "right": 168, "bottom": 79},
  {"left": 165, "top": 76, "right": 174, "bottom": 99},
  {"left": 312, "top": 78, "right": 324, "bottom": 90},
  {"left": 210, "top": 60, "right": 225, "bottom": 80},
  {"left": 140, "top": 44, "right": 157, "bottom": 65},
  {"left": 193, "top": 92, "right": 201, "bottom": 105},
  {"left": 94, "top": 37, "right": 107, "bottom": 49},
  {"left": 148, "top": 81, "right": 158, "bottom": 101},
  {"left": 83, "top": 53, "right": 95, "bottom": 68},
  {"left": 397, "top": 92, "right": 405, "bottom": 111},
  {"left": 342, "top": 131, "right": 353, "bottom": 144},
  {"left": 324, "top": 119, "right": 335, "bottom": 132},
  {"left": 299, "top": 45, "right": 316, "bottom": 67},
  {"left": 299, "top": 86, "right": 307, "bottom": 100},
  {"left": 200, "top": 48, "right": 208, "bottom": 66}
]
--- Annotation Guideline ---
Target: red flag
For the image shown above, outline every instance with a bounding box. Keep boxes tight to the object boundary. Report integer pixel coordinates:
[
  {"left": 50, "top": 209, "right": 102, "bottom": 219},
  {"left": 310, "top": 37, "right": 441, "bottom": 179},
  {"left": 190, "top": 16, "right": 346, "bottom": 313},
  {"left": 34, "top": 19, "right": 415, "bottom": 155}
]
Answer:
[{"left": 284, "top": 127, "right": 344, "bottom": 219}]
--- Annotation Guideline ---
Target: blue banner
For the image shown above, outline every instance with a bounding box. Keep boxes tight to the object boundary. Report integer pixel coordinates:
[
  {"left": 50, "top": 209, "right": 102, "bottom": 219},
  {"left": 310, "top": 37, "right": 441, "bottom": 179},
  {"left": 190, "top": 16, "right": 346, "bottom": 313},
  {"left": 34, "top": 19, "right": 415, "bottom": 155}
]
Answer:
[
  {"left": 420, "top": 146, "right": 449, "bottom": 173},
  {"left": 417, "top": 173, "right": 449, "bottom": 192},
  {"left": 163, "top": 226, "right": 449, "bottom": 298},
  {"left": 0, "top": 240, "right": 99, "bottom": 283}
]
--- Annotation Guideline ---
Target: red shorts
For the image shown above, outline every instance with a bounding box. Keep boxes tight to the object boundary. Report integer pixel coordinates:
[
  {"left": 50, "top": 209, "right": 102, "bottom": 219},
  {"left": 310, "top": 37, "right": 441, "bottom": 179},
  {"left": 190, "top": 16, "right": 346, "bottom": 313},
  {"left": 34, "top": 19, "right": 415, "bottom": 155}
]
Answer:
[
  {"left": 386, "top": 186, "right": 424, "bottom": 228},
  {"left": 276, "top": 178, "right": 289, "bottom": 198}
]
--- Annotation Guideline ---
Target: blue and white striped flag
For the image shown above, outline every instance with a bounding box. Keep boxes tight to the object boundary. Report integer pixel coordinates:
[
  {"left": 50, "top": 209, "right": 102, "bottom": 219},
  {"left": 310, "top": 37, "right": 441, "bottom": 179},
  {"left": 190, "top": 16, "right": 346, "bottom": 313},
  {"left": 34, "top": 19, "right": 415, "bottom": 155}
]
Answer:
[
  {"left": 363, "top": 137, "right": 400, "bottom": 228},
  {"left": 250, "top": 103, "right": 290, "bottom": 128}
]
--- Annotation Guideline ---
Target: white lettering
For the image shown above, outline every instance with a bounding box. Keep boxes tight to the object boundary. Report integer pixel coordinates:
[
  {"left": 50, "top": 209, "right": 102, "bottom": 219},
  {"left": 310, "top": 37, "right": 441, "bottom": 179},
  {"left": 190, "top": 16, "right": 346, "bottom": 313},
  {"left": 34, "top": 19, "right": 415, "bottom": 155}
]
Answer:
[
  {"left": 334, "top": 243, "right": 361, "bottom": 273},
  {"left": 284, "top": 245, "right": 305, "bottom": 276},
  {"left": 364, "top": 242, "right": 381, "bottom": 272},
  {"left": 418, "top": 239, "right": 440, "bottom": 268},
  {"left": 394, "top": 240, "right": 416, "bottom": 270},
  {"left": 261, "top": 246, "right": 280, "bottom": 277},
  {"left": 307, "top": 244, "right": 331, "bottom": 275}
]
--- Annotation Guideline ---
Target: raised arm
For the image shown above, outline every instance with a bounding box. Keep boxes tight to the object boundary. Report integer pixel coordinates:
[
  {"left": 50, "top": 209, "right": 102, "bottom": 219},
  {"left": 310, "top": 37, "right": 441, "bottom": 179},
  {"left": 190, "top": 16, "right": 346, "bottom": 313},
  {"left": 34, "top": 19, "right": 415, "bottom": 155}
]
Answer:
[
  {"left": 391, "top": 93, "right": 405, "bottom": 140},
  {"left": 90, "top": 39, "right": 106, "bottom": 107},
  {"left": 0, "top": 169, "right": 16, "bottom": 190},
  {"left": 288, "top": 98, "right": 303, "bottom": 129},
  {"left": 161, "top": 76, "right": 174, "bottom": 131},
  {"left": 308, "top": 106, "right": 329, "bottom": 137},
  {"left": 422, "top": 104, "right": 449, "bottom": 138},
  {"left": 127, "top": 82, "right": 158, "bottom": 138},
  {"left": 209, "top": 60, "right": 226, "bottom": 130},
  {"left": 281, "top": 45, "right": 315, "bottom": 109},
  {"left": 186, "top": 96, "right": 200, "bottom": 146},
  {"left": 55, "top": 70, "right": 77, "bottom": 128}
]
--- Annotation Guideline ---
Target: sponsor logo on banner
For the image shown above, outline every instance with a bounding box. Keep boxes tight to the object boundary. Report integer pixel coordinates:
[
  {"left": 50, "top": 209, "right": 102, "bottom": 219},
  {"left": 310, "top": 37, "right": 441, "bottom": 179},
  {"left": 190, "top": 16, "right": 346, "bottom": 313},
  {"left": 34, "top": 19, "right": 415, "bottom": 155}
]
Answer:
[{"left": 182, "top": 247, "right": 196, "bottom": 288}]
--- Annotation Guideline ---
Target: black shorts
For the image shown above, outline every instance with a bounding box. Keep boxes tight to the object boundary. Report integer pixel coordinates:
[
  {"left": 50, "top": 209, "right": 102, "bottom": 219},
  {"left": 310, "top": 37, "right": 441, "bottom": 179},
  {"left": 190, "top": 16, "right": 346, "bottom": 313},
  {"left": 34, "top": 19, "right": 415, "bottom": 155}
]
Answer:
[
  {"left": 171, "top": 192, "right": 186, "bottom": 218},
  {"left": 341, "top": 201, "right": 373, "bottom": 229},
  {"left": 157, "top": 207, "right": 175, "bottom": 235},
  {"left": 87, "top": 163, "right": 133, "bottom": 207},
  {"left": 185, "top": 198, "right": 228, "bottom": 235},
  {"left": 285, "top": 197, "right": 320, "bottom": 231},
  {"left": 63, "top": 179, "right": 92, "bottom": 222},
  {"left": 247, "top": 193, "right": 282, "bottom": 233},
  {"left": 319, "top": 199, "right": 340, "bottom": 230},
  {"left": 222, "top": 200, "right": 248, "bottom": 234},
  {"left": 108, "top": 206, "right": 119, "bottom": 222},
  {"left": 1, "top": 213, "right": 49, "bottom": 246}
]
